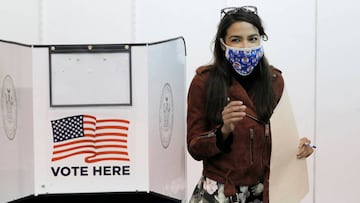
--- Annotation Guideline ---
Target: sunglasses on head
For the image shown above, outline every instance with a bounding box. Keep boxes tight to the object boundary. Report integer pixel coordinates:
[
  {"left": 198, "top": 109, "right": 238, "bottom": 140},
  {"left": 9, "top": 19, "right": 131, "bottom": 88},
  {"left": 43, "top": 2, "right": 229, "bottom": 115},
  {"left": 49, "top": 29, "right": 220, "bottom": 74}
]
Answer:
[{"left": 220, "top": 6, "right": 258, "bottom": 18}]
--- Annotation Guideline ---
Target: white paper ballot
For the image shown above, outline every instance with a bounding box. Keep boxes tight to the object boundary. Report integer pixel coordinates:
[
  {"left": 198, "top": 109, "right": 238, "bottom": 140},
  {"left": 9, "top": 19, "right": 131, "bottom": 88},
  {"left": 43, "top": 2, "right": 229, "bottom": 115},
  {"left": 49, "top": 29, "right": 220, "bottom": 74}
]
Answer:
[{"left": 269, "top": 89, "right": 309, "bottom": 203}]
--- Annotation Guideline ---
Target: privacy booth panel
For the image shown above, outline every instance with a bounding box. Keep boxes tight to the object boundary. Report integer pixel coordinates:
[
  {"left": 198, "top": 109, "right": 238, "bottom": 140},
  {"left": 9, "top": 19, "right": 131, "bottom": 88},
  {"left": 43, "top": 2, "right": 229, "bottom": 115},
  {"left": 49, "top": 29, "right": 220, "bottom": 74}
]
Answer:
[
  {"left": 0, "top": 37, "right": 186, "bottom": 202},
  {"left": 0, "top": 40, "right": 35, "bottom": 203}
]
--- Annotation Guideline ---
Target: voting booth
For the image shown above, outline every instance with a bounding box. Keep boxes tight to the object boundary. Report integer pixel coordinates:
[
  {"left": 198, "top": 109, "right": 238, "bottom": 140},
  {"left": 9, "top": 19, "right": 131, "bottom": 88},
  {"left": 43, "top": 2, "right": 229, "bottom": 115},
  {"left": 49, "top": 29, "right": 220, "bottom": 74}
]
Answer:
[{"left": 0, "top": 37, "right": 186, "bottom": 202}]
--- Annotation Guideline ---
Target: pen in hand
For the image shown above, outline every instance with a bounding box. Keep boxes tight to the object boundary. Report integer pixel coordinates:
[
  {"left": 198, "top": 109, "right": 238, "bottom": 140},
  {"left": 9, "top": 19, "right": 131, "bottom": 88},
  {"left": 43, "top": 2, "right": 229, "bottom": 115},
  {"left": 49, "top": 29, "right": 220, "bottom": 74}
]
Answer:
[{"left": 304, "top": 143, "right": 317, "bottom": 149}]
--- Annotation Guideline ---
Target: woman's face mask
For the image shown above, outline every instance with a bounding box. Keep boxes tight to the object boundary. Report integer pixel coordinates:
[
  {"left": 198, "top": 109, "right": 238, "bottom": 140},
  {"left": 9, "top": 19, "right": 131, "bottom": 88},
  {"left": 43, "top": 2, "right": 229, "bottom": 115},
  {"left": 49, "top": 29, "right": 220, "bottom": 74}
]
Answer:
[{"left": 221, "top": 39, "right": 264, "bottom": 76}]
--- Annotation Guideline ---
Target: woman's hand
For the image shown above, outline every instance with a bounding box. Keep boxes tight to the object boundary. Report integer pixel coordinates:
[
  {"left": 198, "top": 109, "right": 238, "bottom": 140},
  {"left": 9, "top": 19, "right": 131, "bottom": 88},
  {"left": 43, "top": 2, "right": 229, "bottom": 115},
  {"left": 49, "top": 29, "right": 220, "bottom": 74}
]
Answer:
[
  {"left": 221, "top": 100, "right": 247, "bottom": 139},
  {"left": 297, "top": 137, "right": 314, "bottom": 159}
]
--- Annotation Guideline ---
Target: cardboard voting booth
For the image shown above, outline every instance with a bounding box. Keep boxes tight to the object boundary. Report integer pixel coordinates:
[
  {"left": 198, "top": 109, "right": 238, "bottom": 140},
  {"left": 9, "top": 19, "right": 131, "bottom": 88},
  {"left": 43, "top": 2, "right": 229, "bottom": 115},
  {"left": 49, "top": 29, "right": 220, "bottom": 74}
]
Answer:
[{"left": 0, "top": 37, "right": 186, "bottom": 202}]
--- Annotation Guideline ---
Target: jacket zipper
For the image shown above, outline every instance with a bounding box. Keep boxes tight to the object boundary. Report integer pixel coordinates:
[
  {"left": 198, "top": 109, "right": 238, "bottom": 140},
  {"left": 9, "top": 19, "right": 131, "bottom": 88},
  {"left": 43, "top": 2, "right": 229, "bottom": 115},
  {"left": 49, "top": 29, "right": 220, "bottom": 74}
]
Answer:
[
  {"left": 261, "top": 123, "right": 270, "bottom": 169},
  {"left": 249, "top": 128, "right": 254, "bottom": 164},
  {"left": 246, "top": 113, "right": 270, "bottom": 170},
  {"left": 197, "top": 130, "right": 217, "bottom": 140}
]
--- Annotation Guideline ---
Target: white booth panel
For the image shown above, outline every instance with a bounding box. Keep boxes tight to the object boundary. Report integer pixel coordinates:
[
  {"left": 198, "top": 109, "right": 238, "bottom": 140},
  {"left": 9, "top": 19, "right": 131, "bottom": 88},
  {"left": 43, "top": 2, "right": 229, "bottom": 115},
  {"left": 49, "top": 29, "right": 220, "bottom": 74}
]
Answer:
[
  {"left": 148, "top": 38, "right": 186, "bottom": 200},
  {"left": 32, "top": 43, "right": 149, "bottom": 194},
  {"left": 0, "top": 41, "right": 35, "bottom": 203}
]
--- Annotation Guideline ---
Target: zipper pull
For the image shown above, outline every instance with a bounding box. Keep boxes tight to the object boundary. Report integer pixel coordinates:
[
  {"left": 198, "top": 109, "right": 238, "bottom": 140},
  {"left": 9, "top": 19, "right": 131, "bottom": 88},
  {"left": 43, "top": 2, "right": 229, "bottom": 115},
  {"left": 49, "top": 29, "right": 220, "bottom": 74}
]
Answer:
[
  {"left": 250, "top": 128, "right": 254, "bottom": 139},
  {"left": 265, "top": 123, "right": 270, "bottom": 137},
  {"left": 207, "top": 130, "right": 216, "bottom": 138}
]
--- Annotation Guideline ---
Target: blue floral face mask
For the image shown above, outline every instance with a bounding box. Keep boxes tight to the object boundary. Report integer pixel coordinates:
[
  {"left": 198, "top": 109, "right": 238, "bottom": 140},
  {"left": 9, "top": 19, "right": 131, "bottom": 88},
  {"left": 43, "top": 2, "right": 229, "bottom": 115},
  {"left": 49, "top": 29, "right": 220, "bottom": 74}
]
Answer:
[{"left": 221, "top": 39, "right": 264, "bottom": 76}]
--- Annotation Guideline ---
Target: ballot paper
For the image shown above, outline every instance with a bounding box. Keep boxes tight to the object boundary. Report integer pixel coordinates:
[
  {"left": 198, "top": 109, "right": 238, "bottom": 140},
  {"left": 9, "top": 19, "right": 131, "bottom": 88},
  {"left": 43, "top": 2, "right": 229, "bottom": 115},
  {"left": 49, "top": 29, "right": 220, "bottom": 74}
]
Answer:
[{"left": 269, "top": 90, "right": 309, "bottom": 203}]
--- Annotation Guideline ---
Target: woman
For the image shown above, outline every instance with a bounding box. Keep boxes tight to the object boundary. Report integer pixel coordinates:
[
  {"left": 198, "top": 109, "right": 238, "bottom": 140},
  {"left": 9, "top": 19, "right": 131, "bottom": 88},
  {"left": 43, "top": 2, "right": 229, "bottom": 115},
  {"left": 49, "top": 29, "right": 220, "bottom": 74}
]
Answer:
[{"left": 187, "top": 6, "right": 314, "bottom": 203}]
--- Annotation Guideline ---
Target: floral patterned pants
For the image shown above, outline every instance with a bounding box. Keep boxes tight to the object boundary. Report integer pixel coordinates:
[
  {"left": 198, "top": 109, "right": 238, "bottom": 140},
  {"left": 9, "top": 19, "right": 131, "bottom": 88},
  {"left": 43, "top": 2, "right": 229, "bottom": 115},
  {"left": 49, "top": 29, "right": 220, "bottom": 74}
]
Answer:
[{"left": 189, "top": 176, "right": 263, "bottom": 203}]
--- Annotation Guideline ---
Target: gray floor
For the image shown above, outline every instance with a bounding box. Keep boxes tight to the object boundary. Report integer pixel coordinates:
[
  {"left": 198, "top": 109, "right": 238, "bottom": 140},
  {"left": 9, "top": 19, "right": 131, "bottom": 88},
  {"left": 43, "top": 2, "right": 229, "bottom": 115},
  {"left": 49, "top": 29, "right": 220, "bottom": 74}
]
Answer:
[{"left": 9, "top": 192, "right": 181, "bottom": 203}]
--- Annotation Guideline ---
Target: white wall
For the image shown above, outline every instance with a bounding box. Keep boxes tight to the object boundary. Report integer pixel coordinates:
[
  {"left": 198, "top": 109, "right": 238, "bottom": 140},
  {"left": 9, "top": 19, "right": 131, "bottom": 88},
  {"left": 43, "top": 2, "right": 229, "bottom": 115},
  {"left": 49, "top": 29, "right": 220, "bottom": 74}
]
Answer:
[
  {"left": 316, "top": 0, "right": 360, "bottom": 202},
  {"left": 0, "top": 0, "right": 359, "bottom": 202},
  {"left": 0, "top": 0, "right": 40, "bottom": 44},
  {"left": 40, "top": 0, "right": 134, "bottom": 44}
]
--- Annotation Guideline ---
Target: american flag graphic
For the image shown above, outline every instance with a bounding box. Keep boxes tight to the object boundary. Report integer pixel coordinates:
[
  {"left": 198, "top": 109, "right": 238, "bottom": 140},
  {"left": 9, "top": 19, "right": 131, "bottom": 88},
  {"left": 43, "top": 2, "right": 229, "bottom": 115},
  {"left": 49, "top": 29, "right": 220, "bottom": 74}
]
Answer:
[{"left": 51, "top": 115, "right": 130, "bottom": 163}]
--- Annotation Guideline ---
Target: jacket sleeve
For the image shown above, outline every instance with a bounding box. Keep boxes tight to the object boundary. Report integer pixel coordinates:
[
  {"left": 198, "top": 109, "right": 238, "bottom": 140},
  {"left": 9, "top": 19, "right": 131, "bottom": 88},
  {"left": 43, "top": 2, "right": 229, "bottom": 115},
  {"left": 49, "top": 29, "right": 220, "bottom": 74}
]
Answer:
[{"left": 186, "top": 71, "right": 228, "bottom": 161}]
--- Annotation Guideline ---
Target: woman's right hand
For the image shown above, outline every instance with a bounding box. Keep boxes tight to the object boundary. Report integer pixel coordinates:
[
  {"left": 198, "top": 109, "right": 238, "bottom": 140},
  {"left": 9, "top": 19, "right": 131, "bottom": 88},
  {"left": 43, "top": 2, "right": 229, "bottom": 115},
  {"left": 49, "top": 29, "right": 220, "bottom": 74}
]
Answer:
[{"left": 221, "top": 100, "right": 247, "bottom": 139}]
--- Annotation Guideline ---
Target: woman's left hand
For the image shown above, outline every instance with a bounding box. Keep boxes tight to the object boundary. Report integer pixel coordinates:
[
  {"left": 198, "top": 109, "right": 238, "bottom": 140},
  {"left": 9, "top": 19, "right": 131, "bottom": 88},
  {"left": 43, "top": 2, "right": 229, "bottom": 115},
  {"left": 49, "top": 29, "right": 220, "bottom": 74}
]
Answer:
[{"left": 296, "top": 137, "right": 314, "bottom": 159}]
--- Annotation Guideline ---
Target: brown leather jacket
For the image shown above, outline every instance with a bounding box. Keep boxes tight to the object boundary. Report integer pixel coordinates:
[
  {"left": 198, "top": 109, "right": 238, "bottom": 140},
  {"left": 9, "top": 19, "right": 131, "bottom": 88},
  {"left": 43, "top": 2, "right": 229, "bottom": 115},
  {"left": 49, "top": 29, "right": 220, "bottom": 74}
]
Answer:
[{"left": 187, "top": 65, "right": 284, "bottom": 202}]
